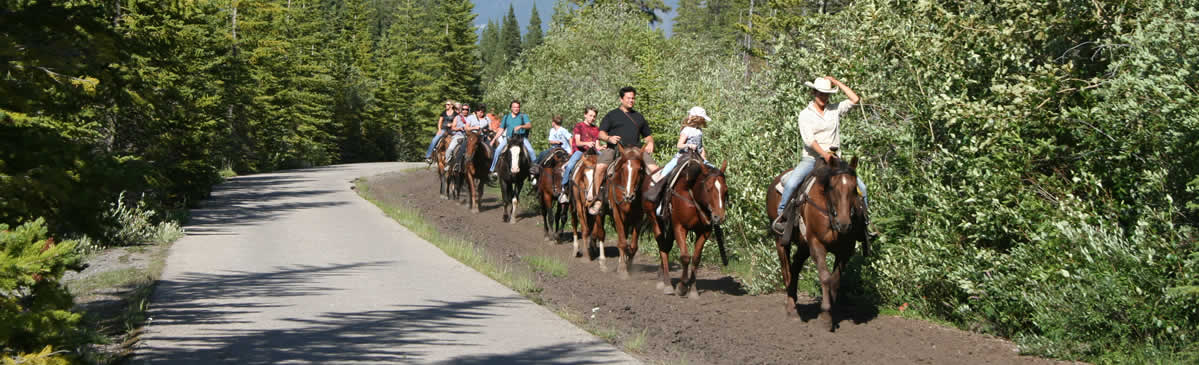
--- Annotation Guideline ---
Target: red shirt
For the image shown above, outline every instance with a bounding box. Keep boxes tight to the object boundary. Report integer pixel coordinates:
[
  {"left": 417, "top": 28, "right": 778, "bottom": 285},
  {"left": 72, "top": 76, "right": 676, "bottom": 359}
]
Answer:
[{"left": 572, "top": 122, "right": 600, "bottom": 153}]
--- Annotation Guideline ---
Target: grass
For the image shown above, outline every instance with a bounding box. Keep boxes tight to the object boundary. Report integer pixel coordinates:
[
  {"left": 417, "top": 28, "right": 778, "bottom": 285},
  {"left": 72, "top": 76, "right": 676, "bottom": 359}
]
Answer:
[
  {"left": 355, "top": 178, "right": 542, "bottom": 298},
  {"left": 523, "top": 255, "right": 568, "bottom": 278},
  {"left": 622, "top": 328, "right": 649, "bottom": 353}
]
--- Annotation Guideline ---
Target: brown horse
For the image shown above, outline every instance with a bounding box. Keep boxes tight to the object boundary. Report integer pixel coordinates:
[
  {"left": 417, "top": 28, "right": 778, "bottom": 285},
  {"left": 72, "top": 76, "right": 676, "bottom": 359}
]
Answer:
[
  {"left": 765, "top": 156, "right": 865, "bottom": 329},
  {"left": 605, "top": 144, "right": 648, "bottom": 278},
  {"left": 569, "top": 151, "right": 607, "bottom": 268},
  {"left": 463, "top": 130, "right": 492, "bottom": 213},
  {"left": 537, "top": 148, "right": 571, "bottom": 242},
  {"left": 433, "top": 136, "right": 452, "bottom": 199},
  {"left": 643, "top": 154, "right": 730, "bottom": 298}
]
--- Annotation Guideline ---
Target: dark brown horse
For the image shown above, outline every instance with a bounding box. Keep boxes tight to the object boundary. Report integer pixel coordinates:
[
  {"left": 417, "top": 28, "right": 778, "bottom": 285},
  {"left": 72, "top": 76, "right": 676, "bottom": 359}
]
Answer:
[
  {"left": 765, "top": 156, "right": 865, "bottom": 329},
  {"left": 643, "top": 154, "right": 730, "bottom": 298},
  {"left": 605, "top": 144, "right": 648, "bottom": 278},
  {"left": 463, "top": 130, "right": 492, "bottom": 213},
  {"left": 568, "top": 151, "right": 607, "bottom": 269},
  {"left": 537, "top": 148, "right": 571, "bottom": 242},
  {"left": 496, "top": 134, "right": 532, "bottom": 223}
]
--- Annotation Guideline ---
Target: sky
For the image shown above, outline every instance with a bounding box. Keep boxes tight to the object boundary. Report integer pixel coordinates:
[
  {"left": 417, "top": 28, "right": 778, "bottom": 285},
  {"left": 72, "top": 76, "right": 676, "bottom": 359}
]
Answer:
[{"left": 471, "top": 0, "right": 681, "bottom": 37}]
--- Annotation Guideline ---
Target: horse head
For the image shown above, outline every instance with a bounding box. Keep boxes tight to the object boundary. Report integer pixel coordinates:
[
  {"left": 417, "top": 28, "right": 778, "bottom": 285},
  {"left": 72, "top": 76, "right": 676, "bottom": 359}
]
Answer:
[
  {"left": 614, "top": 144, "right": 646, "bottom": 203},
  {"left": 506, "top": 134, "right": 527, "bottom": 175},
  {"left": 697, "top": 161, "right": 729, "bottom": 226},
  {"left": 819, "top": 156, "right": 859, "bottom": 233}
]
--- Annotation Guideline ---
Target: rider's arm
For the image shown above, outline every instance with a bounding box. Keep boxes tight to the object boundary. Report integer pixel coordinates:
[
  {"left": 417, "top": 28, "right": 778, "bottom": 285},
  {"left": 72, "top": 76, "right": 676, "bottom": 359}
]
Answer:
[
  {"left": 437, "top": 116, "right": 446, "bottom": 130},
  {"left": 643, "top": 135, "right": 655, "bottom": 154},
  {"left": 675, "top": 133, "right": 689, "bottom": 150},
  {"left": 598, "top": 130, "right": 613, "bottom": 144},
  {"left": 810, "top": 140, "right": 833, "bottom": 163},
  {"left": 827, "top": 76, "right": 860, "bottom": 105}
]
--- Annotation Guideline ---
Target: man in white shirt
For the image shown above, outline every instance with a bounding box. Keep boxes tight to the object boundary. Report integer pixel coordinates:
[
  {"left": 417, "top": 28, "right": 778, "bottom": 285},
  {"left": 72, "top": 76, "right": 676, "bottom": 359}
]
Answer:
[{"left": 774, "top": 76, "right": 869, "bottom": 234}]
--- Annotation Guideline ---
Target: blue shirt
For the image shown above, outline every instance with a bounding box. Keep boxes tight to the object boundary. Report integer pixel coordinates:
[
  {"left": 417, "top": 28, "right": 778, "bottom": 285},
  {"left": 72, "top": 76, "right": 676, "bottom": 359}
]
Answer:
[
  {"left": 500, "top": 113, "right": 531, "bottom": 138},
  {"left": 547, "top": 126, "right": 573, "bottom": 153}
]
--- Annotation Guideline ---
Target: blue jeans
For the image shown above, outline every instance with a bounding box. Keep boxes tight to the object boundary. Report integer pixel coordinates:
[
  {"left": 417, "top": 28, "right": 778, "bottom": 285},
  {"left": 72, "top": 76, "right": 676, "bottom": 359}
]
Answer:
[
  {"left": 778, "top": 157, "right": 869, "bottom": 216},
  {"left": 424, "top": 130, "right": 446, "bottom": 159},
  {"left": 490, "top": 136, "right": 536, "bottom": 172},
  {"left": 561, "top": 151, "right": 583, "bottom": 188}
]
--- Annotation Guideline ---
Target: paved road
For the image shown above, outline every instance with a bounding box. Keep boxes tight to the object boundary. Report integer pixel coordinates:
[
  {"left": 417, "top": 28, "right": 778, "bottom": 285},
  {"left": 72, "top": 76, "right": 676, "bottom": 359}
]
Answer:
[{"left": 137, "top": 163, "right": 638, "bottom": 364}]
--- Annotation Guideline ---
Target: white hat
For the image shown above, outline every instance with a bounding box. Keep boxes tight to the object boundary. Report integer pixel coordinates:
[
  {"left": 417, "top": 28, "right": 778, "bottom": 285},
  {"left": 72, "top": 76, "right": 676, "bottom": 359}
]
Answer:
[
  {"left": 804, "top": 78, "right": 839, "bottom": 94},
  {"left": 688, "top": 106, "right": 711, "bottom": 122}
]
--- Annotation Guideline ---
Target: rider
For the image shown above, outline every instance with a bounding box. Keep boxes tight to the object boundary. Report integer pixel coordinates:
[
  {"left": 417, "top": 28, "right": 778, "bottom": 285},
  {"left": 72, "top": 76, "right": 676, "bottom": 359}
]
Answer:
[
  {"left": 424, "top": 100, "right": 457, "bottom": 163},
  {"left": 646, "top": 106, "right": 712, "bottom": 206},
  {"left": 560, "top": 106, "right": 601, "bottom": 203},
  {"left": 591, "top": 86, "right": 659, "bottom": 215},
  {"left": 490, "top": 99, "right": 537, "bottom": 177},
  {"left": 443, "top": 102, "right": 471, "bottom": 168},
  {"left": 466, "top": 103, "right": 492, "bottom": 137},
  {"left": 533, "top": 115, "right": 573, "bottom": 188},
  {"left": 773, "top": 76, "right": 869, "bottom": 234}
]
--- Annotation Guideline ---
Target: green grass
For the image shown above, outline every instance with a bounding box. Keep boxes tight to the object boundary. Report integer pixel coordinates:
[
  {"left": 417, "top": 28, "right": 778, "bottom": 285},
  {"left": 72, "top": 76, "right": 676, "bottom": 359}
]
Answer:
[
  {"left": 67, "top": 268, "right": 146, "bottom": 297},
  {"left": 523, "top": 255, "right": 568, "bottom": 278},
  {"left": 622, "top": 328, "right": 648, "bottom": 353},
  {"left": 355, "top": 178, "right": 542, "bottom": 297}
]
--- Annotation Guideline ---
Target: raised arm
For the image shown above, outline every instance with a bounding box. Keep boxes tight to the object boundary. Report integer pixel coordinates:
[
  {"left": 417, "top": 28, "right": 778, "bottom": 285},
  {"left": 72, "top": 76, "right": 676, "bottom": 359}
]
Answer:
[{"left": 826, "top": 76, "right": 860, "bottom": 105}]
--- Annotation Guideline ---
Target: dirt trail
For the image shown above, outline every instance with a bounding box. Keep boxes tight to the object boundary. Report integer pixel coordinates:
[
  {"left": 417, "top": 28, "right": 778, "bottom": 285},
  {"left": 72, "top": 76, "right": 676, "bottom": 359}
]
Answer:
[{"left": 369, "top": 169, "right": 1064, "bottom": 365}]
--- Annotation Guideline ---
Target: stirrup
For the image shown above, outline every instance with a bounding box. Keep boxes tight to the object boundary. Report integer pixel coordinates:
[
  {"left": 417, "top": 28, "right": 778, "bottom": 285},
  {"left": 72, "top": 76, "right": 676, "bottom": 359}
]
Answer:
[{"left": 771, "top": 215, "right": 787, "bottom": 235}]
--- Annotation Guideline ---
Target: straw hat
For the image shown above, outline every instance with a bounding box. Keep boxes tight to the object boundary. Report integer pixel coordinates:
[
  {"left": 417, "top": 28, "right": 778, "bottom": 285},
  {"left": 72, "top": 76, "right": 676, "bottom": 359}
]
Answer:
[{"left": 804, "top": 78, "right": 839, "bottom": 94}]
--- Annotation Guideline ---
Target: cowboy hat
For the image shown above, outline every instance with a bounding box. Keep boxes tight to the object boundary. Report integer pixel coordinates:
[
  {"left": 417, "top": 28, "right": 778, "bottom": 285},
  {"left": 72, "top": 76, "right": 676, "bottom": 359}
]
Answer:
[
  {"left": 688, "top": 106, "right": 711, "bottom": 122},
  {"left": 804, "top": 78, "right": 839, "bottom": 94}
]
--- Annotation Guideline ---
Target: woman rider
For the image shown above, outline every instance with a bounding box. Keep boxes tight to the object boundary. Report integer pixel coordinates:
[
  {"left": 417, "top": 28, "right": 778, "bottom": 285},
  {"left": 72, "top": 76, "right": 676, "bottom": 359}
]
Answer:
[
  {"left": 773, "top": 76, "right": 869, "bottom": 234},
  {"left": 425, "top": 100, "right": 457, "bottom": 163}
]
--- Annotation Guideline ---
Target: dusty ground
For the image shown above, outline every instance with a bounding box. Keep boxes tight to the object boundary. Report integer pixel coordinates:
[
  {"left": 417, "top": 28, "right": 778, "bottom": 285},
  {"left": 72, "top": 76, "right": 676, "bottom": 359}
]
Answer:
[{"left": 367, "top": 169, "right": 1066, "bottom": 365}]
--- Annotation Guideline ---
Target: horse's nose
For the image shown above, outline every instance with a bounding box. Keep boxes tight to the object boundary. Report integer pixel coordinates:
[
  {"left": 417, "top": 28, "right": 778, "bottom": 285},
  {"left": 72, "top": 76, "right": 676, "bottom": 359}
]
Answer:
[{"left": 710, "top": 214, "right": 725, "bottom": 226}]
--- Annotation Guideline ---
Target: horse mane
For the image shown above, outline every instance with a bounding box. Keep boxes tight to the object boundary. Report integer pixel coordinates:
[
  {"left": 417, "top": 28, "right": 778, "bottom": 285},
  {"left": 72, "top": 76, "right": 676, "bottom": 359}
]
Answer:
[{"left": 814, "top": 157, "right": 856, "bottom": 189}]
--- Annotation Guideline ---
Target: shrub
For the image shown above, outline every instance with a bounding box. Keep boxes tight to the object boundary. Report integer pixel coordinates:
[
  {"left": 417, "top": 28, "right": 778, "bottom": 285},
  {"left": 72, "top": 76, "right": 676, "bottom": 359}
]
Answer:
[
  {"left": 100, "top": 192, "right": 158, "bottom": 247},
  {"left": 0, "top": 218, "right": 86, "bottom": 354}
]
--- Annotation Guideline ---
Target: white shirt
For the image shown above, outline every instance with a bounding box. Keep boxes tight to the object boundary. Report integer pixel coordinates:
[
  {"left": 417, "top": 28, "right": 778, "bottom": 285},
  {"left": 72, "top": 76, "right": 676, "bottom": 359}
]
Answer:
[
  {"left": 798, "top": 100, "right": 854, "bottom": 159},
  {"left": 680, "top": 126, "right": 703, "bottom": 153},
  {"left": 465, "top": 114, "right": 490, "bottom": 129}
]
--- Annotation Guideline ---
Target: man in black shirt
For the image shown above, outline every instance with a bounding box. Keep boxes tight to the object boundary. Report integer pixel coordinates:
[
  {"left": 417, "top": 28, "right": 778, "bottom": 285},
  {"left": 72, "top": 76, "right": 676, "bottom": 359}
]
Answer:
[{"left": 591, "top": 86, "right": 658, "bottom": 214}]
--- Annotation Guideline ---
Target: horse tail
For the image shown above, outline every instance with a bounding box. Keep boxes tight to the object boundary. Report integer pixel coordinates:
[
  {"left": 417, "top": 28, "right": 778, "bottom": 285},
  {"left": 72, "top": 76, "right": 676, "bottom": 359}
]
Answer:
[{"left": 714, "top": 225, "right": 729, "bottom": 266}]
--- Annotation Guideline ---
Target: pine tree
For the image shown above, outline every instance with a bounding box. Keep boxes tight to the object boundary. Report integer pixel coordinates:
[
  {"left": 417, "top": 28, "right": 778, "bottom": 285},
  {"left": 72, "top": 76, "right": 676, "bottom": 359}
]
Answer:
[
  {"left": 501, "top": 4, "right": 523, "bottom": 64},
  {"left": 571, "top": 0, "right": 671, "bottom": 24},
  {"left": 524, "top": 3, "right": 544, "bottom": 50},
  {"left": 435, "top": 0, "right": 482, "bottom": 103}
]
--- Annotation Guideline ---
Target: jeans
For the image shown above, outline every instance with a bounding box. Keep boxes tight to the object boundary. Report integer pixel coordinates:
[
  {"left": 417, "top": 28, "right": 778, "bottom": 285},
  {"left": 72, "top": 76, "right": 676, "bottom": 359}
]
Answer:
[
  {"left": 489, "top": 136, "right": 536, "bottom": 172},
  {"left": 445, "top": 134, "right": 464, "bottom": 162},
  {"left": 424, "top": 130, "right": 446, "bottom": 159},
  {"left": 778, "top": 157, "right": 869, "bottom": 216},
  {"left": 561, "top": 151, "right": 583, "bottom": 188}
]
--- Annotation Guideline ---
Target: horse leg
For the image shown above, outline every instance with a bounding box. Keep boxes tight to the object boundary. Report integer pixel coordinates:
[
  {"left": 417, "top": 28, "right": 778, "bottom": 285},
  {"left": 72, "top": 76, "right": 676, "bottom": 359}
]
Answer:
[
  {"left": 775, "top": 235, "right": 797, "bottom": 316},
  {"left": 808, "top": 239, "right": 834, "bottom": 329},
  {"left": 541, "top": 191, "right": 552, "bottom": 241},
  {"left": 613, "top": 209, "right": 630, "bottom": 279},
  {"left": 594, "top": 213, "right": 608, "bottom": 271},
  {"left": 626, "top": 217, "right": 640, "bottom": 280},
  {"left": 673, "top": 223, "right": 691, "bottom": 297},
  {"left": 829, "top": 245, "right": 854, "bottom": 309},
  {"left": 656, "top": 230, "right": 674, "bottom": 294},
  {"left": 686, "top": 230, "right": 711, "bottom": 300}
]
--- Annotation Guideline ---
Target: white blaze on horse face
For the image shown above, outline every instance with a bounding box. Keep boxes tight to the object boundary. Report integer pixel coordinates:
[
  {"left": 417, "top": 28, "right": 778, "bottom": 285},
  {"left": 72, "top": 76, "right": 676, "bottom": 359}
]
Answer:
[
  {"left": 842, "top": 176, "right": 848, "bottom": 189},
  {"left": 509, "top": 146, "right": 521, "bottom": 174},
  {"left": 714, "top": 180, "right": 724, "bottom": 210},
  {"left": 625, "top": 163, "right": 633, "bottom": 198}
]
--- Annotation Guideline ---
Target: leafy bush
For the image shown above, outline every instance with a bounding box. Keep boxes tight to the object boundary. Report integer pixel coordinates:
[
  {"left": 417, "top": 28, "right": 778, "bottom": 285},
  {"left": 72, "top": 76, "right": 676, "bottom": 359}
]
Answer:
[
  {"left": 100, "top": 191, "right": 184, "bottom": 247},
  {"left": 0, "top": 219, "right": 85, "bottom": 354}
]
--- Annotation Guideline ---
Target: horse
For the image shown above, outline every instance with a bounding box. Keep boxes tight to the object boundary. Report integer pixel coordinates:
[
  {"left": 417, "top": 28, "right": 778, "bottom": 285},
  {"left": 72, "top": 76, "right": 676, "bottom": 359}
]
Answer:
[
  {"left": 444, "top": 134, "right": 468, "bottom": 202},
  {"left": 537, "top": 147, "right": 571, "bottom": 242},
  {"left": 765, "top": 155, "right": 866, "bottom": 329},
  {"left": 463, "top": 129, "right": 493, "bottom": 213},
  {"left": 495, "top": 133, "right": 532, "bottom": 223},
  {"left": 604, "top": 144, "right": 649, "bottom": 278},
  {"left": 642, "top": 152, "right": 730, "bottom": 298},
  {"left": 433, "top": 135, "right": 452, "bottom": 199},
  {"left": 568, "top": 151, "right": 607, "bottom": 269}
]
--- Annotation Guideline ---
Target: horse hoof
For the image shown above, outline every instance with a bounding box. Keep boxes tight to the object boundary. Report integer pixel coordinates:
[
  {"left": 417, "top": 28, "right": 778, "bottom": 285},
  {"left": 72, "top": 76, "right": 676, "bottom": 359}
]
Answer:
[
  {"left": 688, "top": 289, "right": 700, "bottom": 300},
  {"left": 655, "top": 281, "right": 665, "bottom": 290},
  {"left": 471, "top": 208, "right": 480, "bottom": 213},
  {"left": 675, "top": 283, "right": 688, "bottom": 296},
  {"left": 599, "top": 263, "right": 609, "bottom": 272}
]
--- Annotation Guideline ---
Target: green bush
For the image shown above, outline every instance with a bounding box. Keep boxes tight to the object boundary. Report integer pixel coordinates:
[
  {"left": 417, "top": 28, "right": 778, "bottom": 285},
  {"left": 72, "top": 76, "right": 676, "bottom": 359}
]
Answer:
[
  {"left": 99, "top": 191, "right": 185, "bottom": 247},
  {"left": 0, "top": 218, "right": 86, "bottom": 354}
]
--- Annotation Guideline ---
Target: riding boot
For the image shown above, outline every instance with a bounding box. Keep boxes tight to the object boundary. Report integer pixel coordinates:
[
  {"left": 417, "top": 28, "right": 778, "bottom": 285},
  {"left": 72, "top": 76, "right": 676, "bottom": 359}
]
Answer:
[{"left": 645, "top": 181, "right": 663, "bottom": 204}]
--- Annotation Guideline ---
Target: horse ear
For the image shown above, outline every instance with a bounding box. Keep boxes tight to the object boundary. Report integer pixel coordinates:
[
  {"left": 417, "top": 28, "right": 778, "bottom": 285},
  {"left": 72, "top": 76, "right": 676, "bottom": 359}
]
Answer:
[
  {"left": 720, "top": 161, "right": 728, "bottom": 174},
  {"left": 850, "top": 156, "right": 859, "bottom": 170}
]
